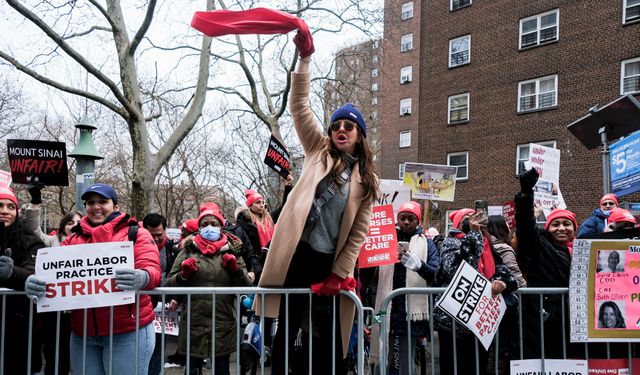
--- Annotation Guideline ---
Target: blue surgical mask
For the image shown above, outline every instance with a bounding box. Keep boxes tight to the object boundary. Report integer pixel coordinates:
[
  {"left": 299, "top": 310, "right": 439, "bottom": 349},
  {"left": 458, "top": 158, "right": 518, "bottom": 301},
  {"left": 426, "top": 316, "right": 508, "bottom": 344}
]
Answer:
[{"left": 200, "top": 225, "right": 221, "bottom": 241}]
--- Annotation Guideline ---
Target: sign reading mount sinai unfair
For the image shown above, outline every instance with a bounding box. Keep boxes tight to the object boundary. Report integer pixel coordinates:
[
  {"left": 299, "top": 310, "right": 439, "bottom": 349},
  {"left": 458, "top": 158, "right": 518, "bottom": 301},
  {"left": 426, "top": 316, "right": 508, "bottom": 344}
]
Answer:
[{"left": 6, "top": 139, "right": 69, "bottom": 186}]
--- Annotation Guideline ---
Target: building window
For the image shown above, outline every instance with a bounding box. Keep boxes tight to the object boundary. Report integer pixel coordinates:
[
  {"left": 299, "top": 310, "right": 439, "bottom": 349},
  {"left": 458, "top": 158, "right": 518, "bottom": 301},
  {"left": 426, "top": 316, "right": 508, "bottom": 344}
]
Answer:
[
  {"left": 624, "top": 0, "right": 640, "bottom": 23},
  {"left": 399, "top": 163, "right": 406, "bottom": 179},
  {"left": 445, "top": 210, "right": 455, "bottom": 232},
  {"left": 400, "top": 98, "right": 412, "bottom": 116},
  {"left": 447, "top": 152, "right": 469, "bottom": 180},
  {"left": 450, "top": 0, "right": 471, "bottom": 11},
  {"left": 372, "top": 68, "right": 379, "bottom": 78},
  {"left": 372, "top": 82, "right": 379, "bottom": 91},
  {"left": 372, "top": 96, "right": 378, "bottom": 105},
  {"left": 371, "top": 111, "right": 378, "bottom": 120},
  {"left": 401, "top": 33, "right": 413, "bottom": 52},
  {"left": 518, "top": 75, "right": 557, "bottom": 112},
  {"left": 516, "top": 141, "right": 557, "bottom": 175},
  {"left": 373, "top": 39, "right": 380, "bottom": 49},
  {"left": 519, "top": 9, "right": 559, "bottom": 49},
  {"left": 448, "top": 93, "right": 470, "bottom": 124},
  {"left": 401, "top": 2, "right": 414, "bottom": 20},
  {"left": 373, "top": 55, "right": 379, "bottom": 63},
  {"left": 621, "top": 57, "right": 640, "bottom": 94},
  {"left": 400, "top": 66, "right": 413, "bottom": 84},
  {"left": 449, "top": 35, "right": 471, "bottom": 67},
  {"left": 399, "top": 130, "right": 411, "bottom": 148}
]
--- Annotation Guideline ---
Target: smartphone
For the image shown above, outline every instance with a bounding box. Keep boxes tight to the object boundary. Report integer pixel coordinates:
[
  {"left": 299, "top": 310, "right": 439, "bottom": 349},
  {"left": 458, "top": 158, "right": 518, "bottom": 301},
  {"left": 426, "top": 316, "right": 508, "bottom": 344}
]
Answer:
[
  {"left": 398, "top": 241, "right": 409, "bottom": 254},
  {"left": 474, "top": 200, "right": 488, "bottom": 217}
]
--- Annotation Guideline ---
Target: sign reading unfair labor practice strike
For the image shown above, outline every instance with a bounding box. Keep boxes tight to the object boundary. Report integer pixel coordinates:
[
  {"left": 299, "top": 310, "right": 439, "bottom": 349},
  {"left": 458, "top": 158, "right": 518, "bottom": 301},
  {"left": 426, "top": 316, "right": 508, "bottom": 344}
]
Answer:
[
  {"left": 359, "top": 204, "right": 398, "bottom": 268},
  {"left": 436, "top": 261, "right": 506, "bottom": 350},
  {"left": 34, "top": 242, "right": 135, "bottom": 312},
  {"left": 7, "top": 139, "right": 69, "bottom": 186},
  {"left": 570, "top": 239, "right": 640, "bottom": 342}
]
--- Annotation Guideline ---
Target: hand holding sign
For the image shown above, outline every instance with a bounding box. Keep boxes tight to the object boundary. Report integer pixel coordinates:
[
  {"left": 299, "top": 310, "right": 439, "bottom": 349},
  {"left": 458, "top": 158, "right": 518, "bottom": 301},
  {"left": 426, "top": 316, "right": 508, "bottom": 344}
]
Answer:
[
  {"left": 25, "top": 275, "right": 47, "bottom": 302},
  {"left": 519, "top": 167, "right": 539, "bottom": 194}
]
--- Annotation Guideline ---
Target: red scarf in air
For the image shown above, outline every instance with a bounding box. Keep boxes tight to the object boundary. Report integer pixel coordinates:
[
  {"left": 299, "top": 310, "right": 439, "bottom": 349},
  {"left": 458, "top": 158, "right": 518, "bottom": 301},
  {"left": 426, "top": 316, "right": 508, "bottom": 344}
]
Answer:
[{"left": 191, "top": 7, "right": 313, "bottom": 53}]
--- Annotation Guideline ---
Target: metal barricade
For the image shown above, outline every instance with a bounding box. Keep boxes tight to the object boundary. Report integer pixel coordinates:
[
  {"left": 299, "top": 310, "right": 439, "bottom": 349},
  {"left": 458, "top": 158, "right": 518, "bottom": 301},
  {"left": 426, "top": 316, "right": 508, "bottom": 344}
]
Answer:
[
  {"left": 0, "top": 287, "right": 367, "bottom": 375},
  {"left": 375, "top": 287, "right": 637, "bottom": 375}
]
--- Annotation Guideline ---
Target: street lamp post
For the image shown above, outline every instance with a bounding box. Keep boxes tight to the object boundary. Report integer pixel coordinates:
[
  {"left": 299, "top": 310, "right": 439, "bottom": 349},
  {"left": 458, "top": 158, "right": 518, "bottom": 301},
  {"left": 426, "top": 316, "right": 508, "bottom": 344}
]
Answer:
[{"left": 68, "top": 115, "right": 103, "bottom": 214}]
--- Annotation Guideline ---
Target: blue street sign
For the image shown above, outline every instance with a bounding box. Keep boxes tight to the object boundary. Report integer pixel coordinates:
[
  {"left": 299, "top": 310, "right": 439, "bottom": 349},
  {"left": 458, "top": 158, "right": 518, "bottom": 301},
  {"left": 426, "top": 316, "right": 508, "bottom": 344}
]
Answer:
[{"left": 610, "top": 130, "right": 640, "bottom": 197}]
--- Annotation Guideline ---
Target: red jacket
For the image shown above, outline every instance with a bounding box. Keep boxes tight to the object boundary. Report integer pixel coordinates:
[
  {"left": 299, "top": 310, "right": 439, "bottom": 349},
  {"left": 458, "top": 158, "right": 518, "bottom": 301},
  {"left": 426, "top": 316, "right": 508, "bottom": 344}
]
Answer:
[{"left": 62, "top": 213, "right": 161, "bottom": 336}]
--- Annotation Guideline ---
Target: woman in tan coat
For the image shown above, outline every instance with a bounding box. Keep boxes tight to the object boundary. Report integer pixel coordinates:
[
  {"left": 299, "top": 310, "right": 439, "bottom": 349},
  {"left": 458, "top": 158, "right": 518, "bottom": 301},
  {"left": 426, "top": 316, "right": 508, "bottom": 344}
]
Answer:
[{"left": 256, "top": 34, "right": 378, "bottom": 375}]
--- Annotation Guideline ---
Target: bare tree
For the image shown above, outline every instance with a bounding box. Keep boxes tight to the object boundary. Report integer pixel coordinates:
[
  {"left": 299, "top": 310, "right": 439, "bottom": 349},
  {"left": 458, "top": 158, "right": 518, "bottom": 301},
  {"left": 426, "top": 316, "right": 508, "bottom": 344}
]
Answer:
[{"left": 0, "top": 0, "right": 214, "bottom": 218}]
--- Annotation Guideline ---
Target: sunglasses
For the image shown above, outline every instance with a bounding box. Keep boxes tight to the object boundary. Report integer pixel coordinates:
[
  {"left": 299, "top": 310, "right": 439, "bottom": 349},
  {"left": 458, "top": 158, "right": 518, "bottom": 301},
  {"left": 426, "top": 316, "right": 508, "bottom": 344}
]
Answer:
[
  {"left": 330, "top": 121, "right": 356, "bottom": 132},
  {"left": 602, "top": 201, "right": 616, "bottom": 206}
]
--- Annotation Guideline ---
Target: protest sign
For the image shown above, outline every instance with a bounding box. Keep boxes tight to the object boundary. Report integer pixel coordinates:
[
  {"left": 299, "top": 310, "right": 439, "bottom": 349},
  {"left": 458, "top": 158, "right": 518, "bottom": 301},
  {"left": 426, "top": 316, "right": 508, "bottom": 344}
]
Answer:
[
  {"left": 435, "top": 261, "right": 506, "bottom": 350},
  {"left": 263, "top": 134, "right": 291, "bottom": 178},
  {"left": 527, "top": 143, "right": 565, "bottom": 216},
  {"left": 34, "top": 242, "right": 135, "bottom": 312},
  {"left": 610, "top": 130, "right": 640, "bottom": 197},
  {"left": 402, "top": 162, "right": 457, "bottom": 202},
  {"left": 0, "top": 170, "right": 11, "bottom": 187},
  {"left": 510, "top": 359, "right": 587, "bottom": 375},
  {"left": 166, "top": 228, "right": 182, "bottom": 242},
  {"left": 379, "top": 179, "right": 412, "bottom": 218},
  {"left": 570, "top": 239, "right": 640, "bottom": 343},
  {"left": 7, "top": 139, "right": 69, "bottom": 186},
  {"left": 502, "top": 201, "right": 516, "bottom": 230},
  {"left": 359, "top": 204, "right": 398, "bottom": 268},
  {"left": 588, "top": 358, "right": 640, "bottom": 374},
  {"left": 153, "top": 303, "right": 180, "bottom": 336}
]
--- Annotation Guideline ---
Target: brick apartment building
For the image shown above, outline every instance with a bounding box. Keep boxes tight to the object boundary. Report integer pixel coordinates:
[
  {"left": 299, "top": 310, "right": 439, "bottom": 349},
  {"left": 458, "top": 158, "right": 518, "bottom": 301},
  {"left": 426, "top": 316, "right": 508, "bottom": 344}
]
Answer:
[
  {"left": 379, "top": 0, "right": 640, "bottom": 225},
  {"left": 324, "top": 40, "right": 384, "bottom": 172}
]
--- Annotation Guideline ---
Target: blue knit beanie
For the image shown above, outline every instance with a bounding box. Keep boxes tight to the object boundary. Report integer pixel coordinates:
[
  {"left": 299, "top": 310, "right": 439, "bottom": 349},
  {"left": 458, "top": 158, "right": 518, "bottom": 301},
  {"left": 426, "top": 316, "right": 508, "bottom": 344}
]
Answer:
[{"left": 329, "top": 103, "right": 367, "bottom": 137}]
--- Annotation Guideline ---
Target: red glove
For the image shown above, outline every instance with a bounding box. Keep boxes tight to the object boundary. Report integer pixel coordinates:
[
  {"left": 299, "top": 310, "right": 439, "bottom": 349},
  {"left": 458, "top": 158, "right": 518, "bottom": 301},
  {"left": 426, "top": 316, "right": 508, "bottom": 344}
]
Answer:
[
  {"left": 293, "top": 24, "right": 314, "bottom": 58},
  {"left": 222, "top": 253, "right": 239, "bottom": 272},
  {"left": 310, "top": 272, "right": 356, "bottom": 296},
  {"left": 180, "top": 258, "right": 199, "bottom": 278}
]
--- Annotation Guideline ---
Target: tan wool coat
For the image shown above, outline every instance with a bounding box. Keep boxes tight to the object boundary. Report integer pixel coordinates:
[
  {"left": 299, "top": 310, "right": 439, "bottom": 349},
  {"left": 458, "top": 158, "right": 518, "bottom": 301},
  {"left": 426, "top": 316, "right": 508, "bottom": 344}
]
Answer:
[{"left": 256, "top": 71, "right": 374, "bottom": 356}]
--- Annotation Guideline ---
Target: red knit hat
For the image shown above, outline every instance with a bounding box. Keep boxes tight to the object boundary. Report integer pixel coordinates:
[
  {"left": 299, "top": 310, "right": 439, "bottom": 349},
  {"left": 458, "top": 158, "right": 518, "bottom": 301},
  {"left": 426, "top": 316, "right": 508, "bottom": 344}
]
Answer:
[
  {"left": 608, "top": 207, "right": 637, "bottom": 224},
  {"left": 449, "top": 208, "right": 475, "bottom": 230},
  {"left": 0, "top": 186, "right": 18, "bottom": 216},
  {"left": 600, "top": 194, "right": 618, "bottom": 207},
  {"left": 200, "top": 201, "right": 220, "bottom": 213},
  {"left": 245, "top": 189, "right": 264, "bottom": 208},
  {"left": 544, "top": 209, "right": 578, "bottom": 231},
  {"left": 183, "top": 219, "right": 200, "bottom": 234},
  {"left": 197, "top": 208, "right": 226, "bottom": 228},
  {"left": 397, "top": 201, "right": 422, "bottom": 222}
]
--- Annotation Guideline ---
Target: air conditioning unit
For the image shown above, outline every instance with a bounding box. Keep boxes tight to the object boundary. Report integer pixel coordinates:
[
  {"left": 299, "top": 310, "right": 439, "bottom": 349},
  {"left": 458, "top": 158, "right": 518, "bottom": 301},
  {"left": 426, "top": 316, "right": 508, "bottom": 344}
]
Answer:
[
  {"left": 401, "top": 109, "right": 411, "bottom": 116},
  {"left": 401, "top": 76, "right": 411, "bottom": 84}
]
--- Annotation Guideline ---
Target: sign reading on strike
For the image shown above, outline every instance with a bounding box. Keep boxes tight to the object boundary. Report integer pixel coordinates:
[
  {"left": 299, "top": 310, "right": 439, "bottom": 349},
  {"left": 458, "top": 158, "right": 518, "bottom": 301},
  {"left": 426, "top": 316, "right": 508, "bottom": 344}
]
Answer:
[
  {"left": 263, "top": 135, "right": 291, "bottom": 178},
  {"left": 436, "top": 261, "right": 506, "bottom": 350},
  {"left": 7, "top": 139, "right": 69, "bottom": 186},
  {"left": 359, "top": 204, "right": 398, "bottom": 268},
  {"left": 34, "top": 242, "right": 135, "bottom": 312}
]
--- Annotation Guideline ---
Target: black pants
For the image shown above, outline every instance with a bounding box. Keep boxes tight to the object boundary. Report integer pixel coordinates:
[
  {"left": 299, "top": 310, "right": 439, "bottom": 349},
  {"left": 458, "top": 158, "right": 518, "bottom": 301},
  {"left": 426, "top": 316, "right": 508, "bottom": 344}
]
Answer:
[
  {"left": 271, "top": 242, "right": 346, "bottom": 375},
  {"left": 438, "top": 329, "right": 488, "bottom": 375}
]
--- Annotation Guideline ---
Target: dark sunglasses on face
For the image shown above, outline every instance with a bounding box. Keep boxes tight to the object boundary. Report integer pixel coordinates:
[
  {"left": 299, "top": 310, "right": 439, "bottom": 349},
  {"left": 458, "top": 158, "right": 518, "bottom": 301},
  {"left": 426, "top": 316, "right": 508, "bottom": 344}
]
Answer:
[
  {"left": 330, "top": 121, "right": 355, "bottom": 132},
  {"left": 602, "top": 201, "right": 616, "bottom": 206}
]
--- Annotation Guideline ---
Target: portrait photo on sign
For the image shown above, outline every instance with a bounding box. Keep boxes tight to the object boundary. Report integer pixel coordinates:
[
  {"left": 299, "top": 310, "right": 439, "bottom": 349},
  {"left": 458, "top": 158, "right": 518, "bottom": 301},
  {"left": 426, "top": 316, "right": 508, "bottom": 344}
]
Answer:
[
  {"left": 596, "top": 300, "right": 626, "bottom": 329},
  {"left": 596, "top": 250, "right": 626, "bottom": 273}
]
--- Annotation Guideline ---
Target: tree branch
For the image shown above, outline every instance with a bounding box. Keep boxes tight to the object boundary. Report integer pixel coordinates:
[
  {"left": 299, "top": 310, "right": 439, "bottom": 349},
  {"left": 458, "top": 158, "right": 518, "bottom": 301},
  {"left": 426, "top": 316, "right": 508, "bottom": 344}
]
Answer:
[
  {"left": 0, "top": 51, "right": 126, "bottom": 117},
  {"left": 63, "top": 25, "right": 112, "bottom": 40},
  {"left": 5, "top": 0, "right": 135, "bottom": 117},
  {"left": 129, "top": 0, "right": 157, "bottom": 56}
]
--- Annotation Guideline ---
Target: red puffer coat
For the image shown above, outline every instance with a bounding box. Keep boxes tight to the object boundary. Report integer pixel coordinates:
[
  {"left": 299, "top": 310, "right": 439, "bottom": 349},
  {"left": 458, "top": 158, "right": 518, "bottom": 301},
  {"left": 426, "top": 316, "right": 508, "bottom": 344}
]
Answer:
[{"left": 62, "top": 212, "right": 161, "bottom": 336}]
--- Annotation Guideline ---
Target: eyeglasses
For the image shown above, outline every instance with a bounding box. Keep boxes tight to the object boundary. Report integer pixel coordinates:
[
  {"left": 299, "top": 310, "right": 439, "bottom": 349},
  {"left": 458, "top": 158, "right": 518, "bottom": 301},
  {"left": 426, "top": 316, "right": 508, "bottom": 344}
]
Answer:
[
  {"left": 602, "top": 201, "right": 616, "bottom": 207},
  {"left": 330, "top": 121, "right": 355, "bottom": 132}
]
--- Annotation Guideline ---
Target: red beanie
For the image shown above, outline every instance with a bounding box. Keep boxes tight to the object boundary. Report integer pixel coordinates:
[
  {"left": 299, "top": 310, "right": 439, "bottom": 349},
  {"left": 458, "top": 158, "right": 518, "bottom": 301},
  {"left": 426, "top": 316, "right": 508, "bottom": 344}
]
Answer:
[
  {"left": 397, "top": 201, "right": 422, "bottom": 222},
  {"left": 245, "top": 189, "right": 264, "bottom": 208},
  {"left": 0, "top": 186, "right": 18, "bottom": 215},
  {"left": 200, "top": 201, "right": 220, "bottom": 213},
  {"left": 544, "top": 209, "right": 578, "bottom": 231},
  {"left": 183, "top": 219, "right": 200, "bottom": 234},
  {"left": 608, "top": 207, "right": 637, "bottom": 224},
  {"left": 449, "top": 208, "right": 475, "bottom": 230},
  {"left": 197, "top": 208, "right": 226, "bottom": 228},
  {"left": 600, "top": 194, "right": 618, "bottom": 206}
]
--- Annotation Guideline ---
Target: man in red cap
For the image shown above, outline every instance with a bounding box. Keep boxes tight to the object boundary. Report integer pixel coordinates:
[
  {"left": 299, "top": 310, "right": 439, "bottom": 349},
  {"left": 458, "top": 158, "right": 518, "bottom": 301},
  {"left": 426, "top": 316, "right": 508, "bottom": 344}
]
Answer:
[{"left": 577, "top": 193, "right": 618, "bottom": 238}]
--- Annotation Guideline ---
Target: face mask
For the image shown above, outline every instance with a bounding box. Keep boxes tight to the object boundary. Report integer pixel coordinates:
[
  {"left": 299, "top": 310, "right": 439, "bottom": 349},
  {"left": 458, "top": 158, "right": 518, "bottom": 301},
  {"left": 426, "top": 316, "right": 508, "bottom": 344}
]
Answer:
[
  {"left": 603, "top": 210, "right": 611, "bottom": 217},
  {"left": 200, "top": 225, "right": 221, "bottom": 241}
]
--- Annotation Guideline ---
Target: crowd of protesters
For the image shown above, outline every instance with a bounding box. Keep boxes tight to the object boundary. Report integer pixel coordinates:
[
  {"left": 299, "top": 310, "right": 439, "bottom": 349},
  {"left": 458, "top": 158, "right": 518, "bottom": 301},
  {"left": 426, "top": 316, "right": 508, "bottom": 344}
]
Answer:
[{"left": 0, "top": 24, "right": 638, "bottom": 375}]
